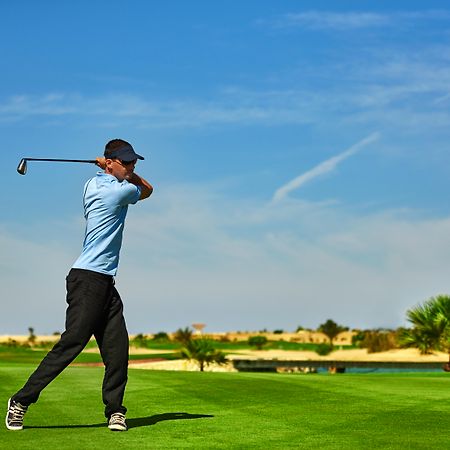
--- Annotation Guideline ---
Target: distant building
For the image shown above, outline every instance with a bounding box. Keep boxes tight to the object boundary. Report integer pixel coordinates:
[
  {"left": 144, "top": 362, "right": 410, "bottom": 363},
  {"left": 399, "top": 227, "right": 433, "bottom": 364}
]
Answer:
[{"left": 192, "top": 323, "right": 206, "bottom": 335}]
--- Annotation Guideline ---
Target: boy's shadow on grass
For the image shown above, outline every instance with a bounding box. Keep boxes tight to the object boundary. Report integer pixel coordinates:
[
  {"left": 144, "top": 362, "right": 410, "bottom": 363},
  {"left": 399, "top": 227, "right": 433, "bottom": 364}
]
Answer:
[
  {"left": 128, "top": 412, "right": 214, "bottom": 429},
  {"left": 26, "top": 412, "right": 214, "bottom": 430}
]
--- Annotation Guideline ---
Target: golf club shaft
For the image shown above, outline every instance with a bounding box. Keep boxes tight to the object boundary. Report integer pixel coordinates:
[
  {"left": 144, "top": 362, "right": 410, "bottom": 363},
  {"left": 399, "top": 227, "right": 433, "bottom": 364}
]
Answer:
[
  {"left": 23, "top": 158, "right": 97, "bottom": 163},
  {"left": 17, "top": 157, "right": 98, "bottom": 175}
]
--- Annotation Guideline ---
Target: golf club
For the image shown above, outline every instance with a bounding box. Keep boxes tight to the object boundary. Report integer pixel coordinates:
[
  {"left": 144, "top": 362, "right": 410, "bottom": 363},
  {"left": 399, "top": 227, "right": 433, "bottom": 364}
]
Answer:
[{"left": 17, "top": 158, "right": 97, "bottom": 175}]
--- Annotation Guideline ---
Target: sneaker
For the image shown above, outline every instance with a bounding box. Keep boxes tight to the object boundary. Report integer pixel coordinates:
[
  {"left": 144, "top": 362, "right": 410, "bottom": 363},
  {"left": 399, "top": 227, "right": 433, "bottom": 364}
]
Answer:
[
  {"left": 108, "top": 412, "right": 127, "bottom": 431},
  {"left": 5, "top": 398, "right": 28, "bottom": 431}
]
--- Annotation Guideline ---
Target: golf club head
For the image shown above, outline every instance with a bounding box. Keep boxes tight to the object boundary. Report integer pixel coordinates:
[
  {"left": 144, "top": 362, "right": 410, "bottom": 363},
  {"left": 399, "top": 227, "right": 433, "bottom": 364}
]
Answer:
[{"left": 17, "top": 158, "right": 27, "bottom": 175}]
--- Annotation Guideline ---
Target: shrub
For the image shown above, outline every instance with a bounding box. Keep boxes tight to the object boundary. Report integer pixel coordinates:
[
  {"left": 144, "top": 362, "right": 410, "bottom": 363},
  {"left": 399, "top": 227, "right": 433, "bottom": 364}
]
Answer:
[
  {"left": 352, "top": 330, "right": 365, "bottom": 346},
  {"left": 248, "top": 335, "right": 268, "bottom": 350},
  {"left": 359, "top": 330, "right": 398, "bottom": 353},
  {"left": 152, "top": 332, "right": 170, "bottom": 342},
  {"left": 315, "top": 343, "right": 333, "bottom": 356},
  {"left": 6, "top": 338, "right": 19, "bottom": 347},
  {"left": 132, "top": 333, "right": 149, "bottom": 348}
]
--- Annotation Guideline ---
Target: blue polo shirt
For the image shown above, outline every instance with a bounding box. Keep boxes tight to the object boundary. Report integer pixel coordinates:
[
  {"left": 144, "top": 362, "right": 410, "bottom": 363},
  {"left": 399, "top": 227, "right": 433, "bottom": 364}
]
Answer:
[{"left": 72, "top": 172, "right": 141, "bottom": 276}]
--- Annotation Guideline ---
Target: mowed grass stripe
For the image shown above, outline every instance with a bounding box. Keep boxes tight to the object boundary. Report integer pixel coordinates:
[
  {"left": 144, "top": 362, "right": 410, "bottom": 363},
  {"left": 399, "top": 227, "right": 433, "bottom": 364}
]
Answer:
[{"left": 0, "top": 366, "right": 449, "bottom": 449}]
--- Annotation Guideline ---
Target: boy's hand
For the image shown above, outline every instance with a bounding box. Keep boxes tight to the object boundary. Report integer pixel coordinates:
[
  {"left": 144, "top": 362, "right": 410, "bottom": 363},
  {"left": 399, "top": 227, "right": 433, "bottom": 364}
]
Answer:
[{"left": 95, "top": 157, "right": 106, "bottom": 170}]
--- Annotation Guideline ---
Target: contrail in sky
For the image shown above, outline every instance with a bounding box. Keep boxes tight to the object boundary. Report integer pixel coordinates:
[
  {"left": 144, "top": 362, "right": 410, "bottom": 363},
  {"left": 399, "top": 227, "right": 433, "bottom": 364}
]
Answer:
[
  {"left": 433, "top": 92, "right": 450, "bottom": 105},
  {"left": 272, "top": 132, "right": 380, "bottom": 203}
]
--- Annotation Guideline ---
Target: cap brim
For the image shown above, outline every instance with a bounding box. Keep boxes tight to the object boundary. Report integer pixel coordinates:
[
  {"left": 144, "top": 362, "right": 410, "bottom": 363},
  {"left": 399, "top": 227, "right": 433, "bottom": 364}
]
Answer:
[
  {"left": 121, "top": 153, "right": 144, "bottom": 161},
  {"left": 117, "top": 149, "right": 145, "bottom": 162},
  {"left": 104, "top": 145, "right": 145, "bottom": 161}
]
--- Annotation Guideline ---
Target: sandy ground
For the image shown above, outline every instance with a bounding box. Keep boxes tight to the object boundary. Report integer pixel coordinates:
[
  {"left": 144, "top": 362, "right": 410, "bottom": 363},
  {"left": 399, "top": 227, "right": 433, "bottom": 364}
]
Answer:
[
  {"left": 0, "top": 335, "right": 61, "bottom": 343},
  {"left": 129, "top": 359, "right": 237, "bottom": 372},
  {"left": 226, "top": 348, "right": 448, "bottom": 362},
  {"left": 128, "top": 348, "right": 448, "bottom": 372}
]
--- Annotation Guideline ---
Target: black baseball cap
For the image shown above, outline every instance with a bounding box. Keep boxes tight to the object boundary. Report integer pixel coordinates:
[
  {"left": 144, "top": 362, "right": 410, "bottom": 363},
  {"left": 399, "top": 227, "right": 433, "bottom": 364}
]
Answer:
[{"left": 104, "top": 144, "right": 144, "bottom": 162}]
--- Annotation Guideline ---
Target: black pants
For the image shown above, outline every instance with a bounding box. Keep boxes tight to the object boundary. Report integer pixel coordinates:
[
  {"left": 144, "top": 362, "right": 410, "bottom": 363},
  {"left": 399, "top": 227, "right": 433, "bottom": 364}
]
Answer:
[{"left": 13, "top": 268, "right": 129, "bottom": 418}]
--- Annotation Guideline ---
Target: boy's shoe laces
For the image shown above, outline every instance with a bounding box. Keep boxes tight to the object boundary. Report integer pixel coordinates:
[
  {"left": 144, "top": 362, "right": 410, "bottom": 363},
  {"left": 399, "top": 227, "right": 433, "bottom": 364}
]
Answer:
[
  {"left": 108, "top": 412, "right": 127, "bottom": 431},
  {"left": 6, "top": 399, "right": 28, "bottom": 431}
]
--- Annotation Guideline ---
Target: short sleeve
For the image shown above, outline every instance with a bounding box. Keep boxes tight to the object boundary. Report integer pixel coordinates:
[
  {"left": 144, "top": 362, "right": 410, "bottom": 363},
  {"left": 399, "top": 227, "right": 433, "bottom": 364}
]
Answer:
[{"left": 113, "top": 180, "right": 141, "bottom": 206}]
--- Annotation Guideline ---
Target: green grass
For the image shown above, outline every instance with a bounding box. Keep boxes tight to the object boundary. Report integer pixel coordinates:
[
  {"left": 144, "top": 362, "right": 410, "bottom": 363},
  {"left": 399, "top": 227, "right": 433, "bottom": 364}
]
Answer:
[
  {"left": 0, "top": 361, "right": 448, "bottom": 449},
  {"left": 8, "top": 338, "right": 354, "bottom": 354},
  {"left": 0, "top": 345, "right": 178, "bottom": 365}
]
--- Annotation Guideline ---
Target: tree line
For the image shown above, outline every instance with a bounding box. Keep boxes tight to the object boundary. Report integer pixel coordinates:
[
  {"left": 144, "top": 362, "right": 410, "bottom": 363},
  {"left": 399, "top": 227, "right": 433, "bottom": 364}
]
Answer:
[{"left": 12, "top": 295, "right": 450, "bottom": 371}]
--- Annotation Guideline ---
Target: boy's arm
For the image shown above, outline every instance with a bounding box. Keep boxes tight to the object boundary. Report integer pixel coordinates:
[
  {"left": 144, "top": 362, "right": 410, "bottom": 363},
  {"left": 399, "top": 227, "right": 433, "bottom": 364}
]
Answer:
[
  {"left": 127, "top": 173, "right": 153, "bottom": 200},
  {"left": 95, "top": 157, "right": 153, "bottom": 200}
]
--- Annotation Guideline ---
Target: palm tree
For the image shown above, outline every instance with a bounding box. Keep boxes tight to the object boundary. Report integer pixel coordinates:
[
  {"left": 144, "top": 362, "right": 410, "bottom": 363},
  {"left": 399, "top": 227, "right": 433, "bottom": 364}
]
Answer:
[
  {"left": 435, "top": 295, "right": 450, "bottom": 335},
  {"left": 28, "top": 327, "right": 36, "bottom": 345},
  {"left": 180, "top": 338, "right": 227, "bottom": 372},
  {"left": 434, "top": 295, "right": 450, "bottom": 370},
  {"left": 400, "top": 295, "right": 450, "bottom": 369},
  {"left": 318, "top": 320, "right": 348, "bottom": 347},
  {"left": 173, "top": 327, "right": 193, "bottom": 346}
]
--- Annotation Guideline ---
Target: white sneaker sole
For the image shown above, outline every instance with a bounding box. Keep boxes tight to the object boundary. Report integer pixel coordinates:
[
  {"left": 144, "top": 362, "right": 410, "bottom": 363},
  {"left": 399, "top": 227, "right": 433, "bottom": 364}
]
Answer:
[
  {"left": 5, "top": 398, "right": 23, "bottom": 431},
  {"left": 108, "top": 423, "right": 127, "bottom": 431}
]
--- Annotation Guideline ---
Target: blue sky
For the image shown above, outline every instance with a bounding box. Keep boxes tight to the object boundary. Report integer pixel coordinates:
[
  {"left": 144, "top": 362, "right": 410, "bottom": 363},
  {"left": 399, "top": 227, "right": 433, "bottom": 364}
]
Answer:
[{"left": 1, "top": 1, "right": 450, "bottom": 334}]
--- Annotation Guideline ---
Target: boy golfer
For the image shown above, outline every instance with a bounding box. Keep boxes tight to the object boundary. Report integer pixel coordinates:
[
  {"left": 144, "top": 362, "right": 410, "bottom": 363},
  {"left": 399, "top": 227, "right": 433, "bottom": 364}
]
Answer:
[{"left": 6, "top": 139, "right": 153, "bottom": 432}]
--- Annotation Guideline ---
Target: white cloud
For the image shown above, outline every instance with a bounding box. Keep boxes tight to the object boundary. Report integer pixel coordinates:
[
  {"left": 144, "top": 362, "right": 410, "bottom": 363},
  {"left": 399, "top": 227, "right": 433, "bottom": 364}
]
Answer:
[
  {"left": 279, "top": 12, "right": 390, "bottom": 30},
  {"left": 2, "top": 184, "right": 450, "bottom": 334},
  {"left": 0, "top": 92, "right": 311, "bottom": 128},
  {"left": 2, "top": 54, "right": 449, "bottom": 133},
  {"left": 268, "top": 10, "right": 450, "bottom": 31},
  {"left": 2, "top": 41, "right": 450, "bottom": 132},
  {"left": 433, "top": 92, "right": 450, "bottom": 105},
  {"left": 272, "top": 133, "right": 380, "bottom": 203}
]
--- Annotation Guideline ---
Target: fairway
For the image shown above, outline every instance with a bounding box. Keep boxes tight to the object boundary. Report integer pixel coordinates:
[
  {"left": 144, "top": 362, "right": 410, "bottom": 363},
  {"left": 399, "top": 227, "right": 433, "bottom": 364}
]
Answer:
[{"left": 1, "top": 364, "right": 449, "bottom": 449}]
